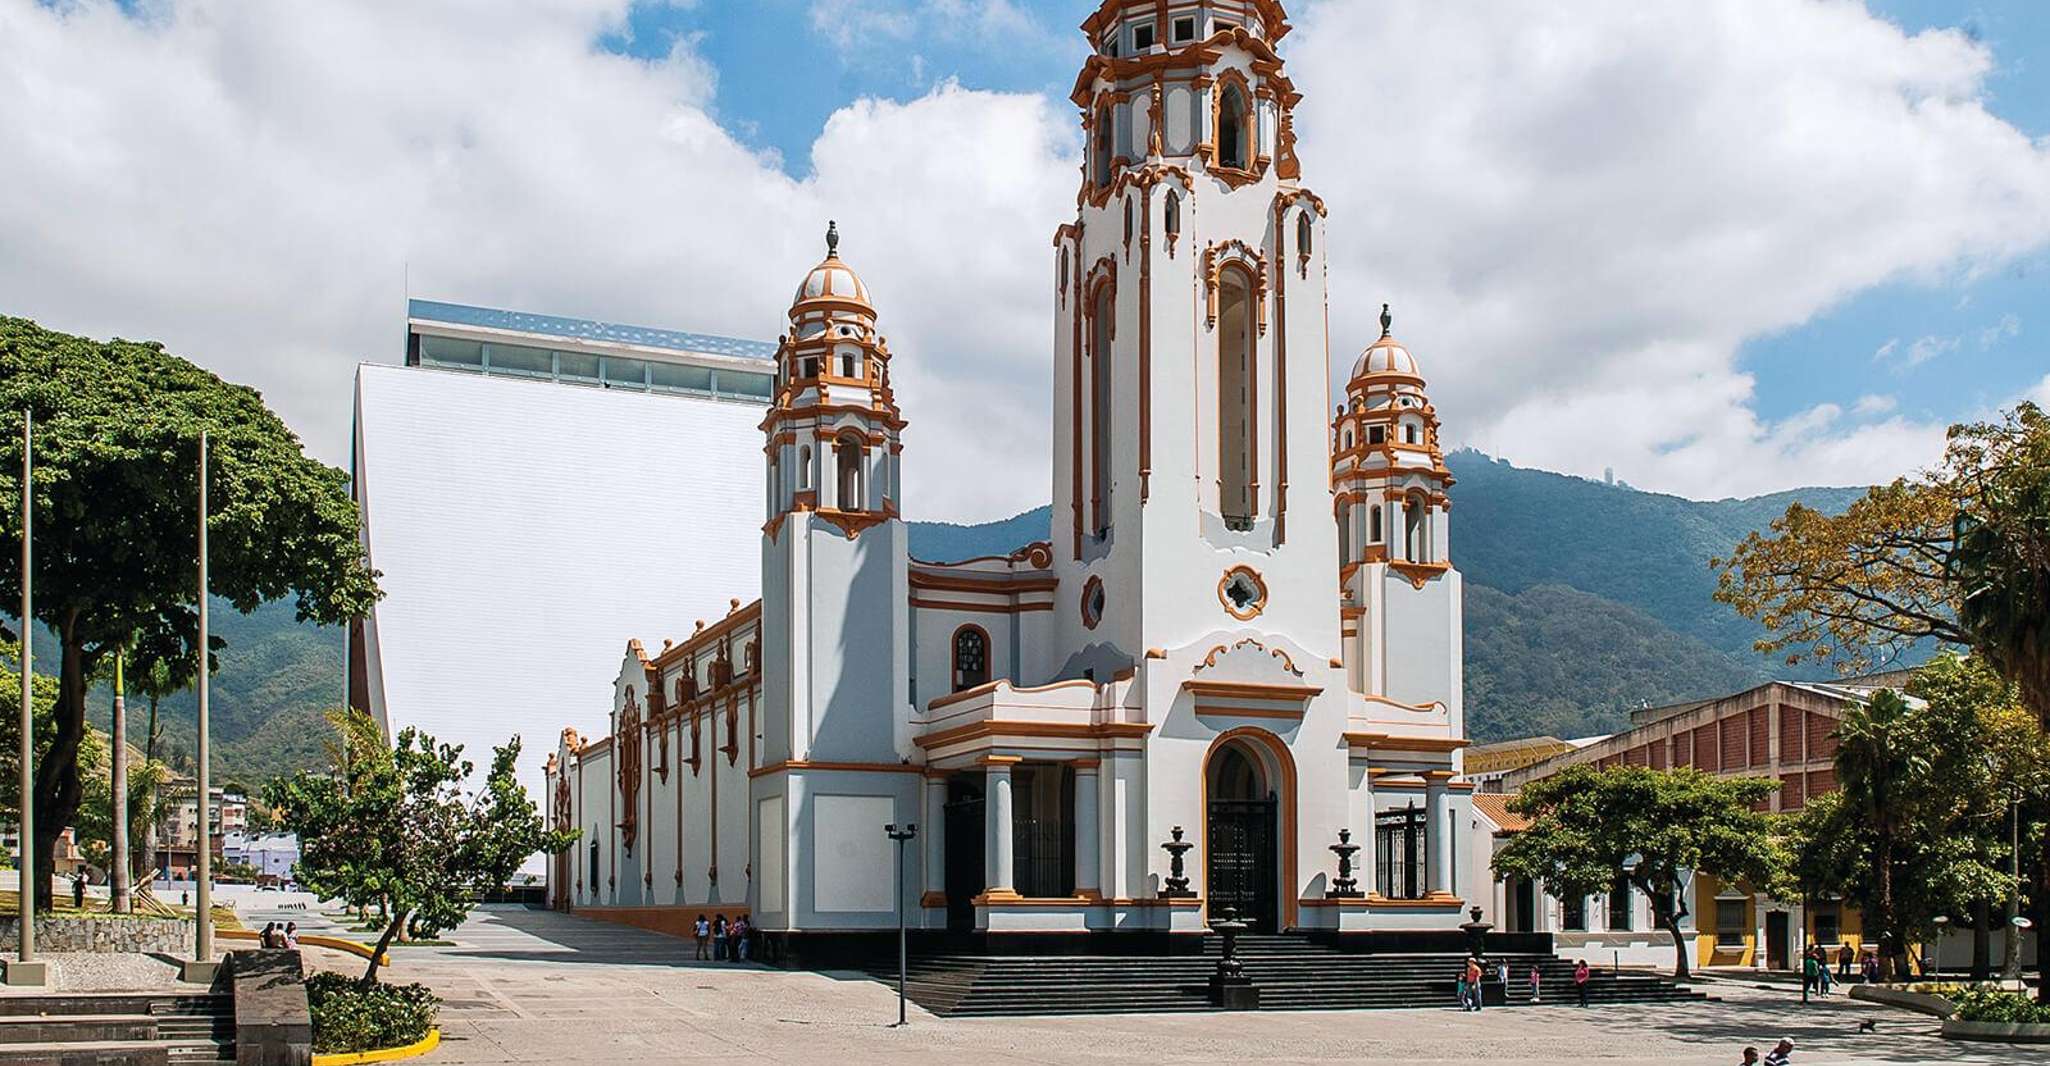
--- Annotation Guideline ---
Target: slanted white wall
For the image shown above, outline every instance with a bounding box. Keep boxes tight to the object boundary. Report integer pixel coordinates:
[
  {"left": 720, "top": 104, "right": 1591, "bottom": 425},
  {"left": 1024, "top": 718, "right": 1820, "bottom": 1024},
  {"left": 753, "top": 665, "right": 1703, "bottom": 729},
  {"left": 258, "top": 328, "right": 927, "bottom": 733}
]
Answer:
[{"left": 353, "top": 363, "right": 765, "bottom": 809}]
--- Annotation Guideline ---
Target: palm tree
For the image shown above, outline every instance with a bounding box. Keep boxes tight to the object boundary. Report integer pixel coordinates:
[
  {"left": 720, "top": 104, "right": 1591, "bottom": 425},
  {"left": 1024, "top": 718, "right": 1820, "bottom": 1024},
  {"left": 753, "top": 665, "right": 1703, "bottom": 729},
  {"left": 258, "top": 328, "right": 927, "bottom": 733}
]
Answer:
[{"left": 1832, "top": 690, "right": 1928, "bottom": 981}]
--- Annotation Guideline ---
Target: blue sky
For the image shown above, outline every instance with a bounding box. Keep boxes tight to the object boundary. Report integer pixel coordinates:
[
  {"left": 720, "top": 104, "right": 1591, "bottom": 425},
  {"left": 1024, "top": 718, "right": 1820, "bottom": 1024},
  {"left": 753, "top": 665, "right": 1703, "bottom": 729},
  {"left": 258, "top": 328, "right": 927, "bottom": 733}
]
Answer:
[
  {"left": 615, "top": 0, "right": 2050, "bottom": 483},
  {"left": 6, "top": 0, "right": 2048, "bottom": 517}
]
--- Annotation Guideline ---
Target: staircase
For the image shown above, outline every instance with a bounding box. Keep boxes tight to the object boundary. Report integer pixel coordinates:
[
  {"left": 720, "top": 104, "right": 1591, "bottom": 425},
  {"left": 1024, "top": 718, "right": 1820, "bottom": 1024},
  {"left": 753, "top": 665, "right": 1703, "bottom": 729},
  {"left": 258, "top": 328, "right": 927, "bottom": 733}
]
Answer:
[
  {"left": 872, "top": 935, "right": 1711, "bottom": 1017},
  {"left": 0, "top": 991, "right": 235, "bottom": 1064}
]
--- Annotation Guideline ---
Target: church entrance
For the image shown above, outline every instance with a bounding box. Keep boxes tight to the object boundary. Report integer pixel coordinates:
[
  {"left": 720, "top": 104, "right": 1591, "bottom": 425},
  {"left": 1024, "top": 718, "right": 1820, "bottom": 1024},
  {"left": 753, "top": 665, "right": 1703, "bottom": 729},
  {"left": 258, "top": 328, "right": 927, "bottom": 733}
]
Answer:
[
  {"left": 1206, "top": 744, "right": 1278, "bottom": 934},
  {"left": 942, "top": 777, "right": 986, "bottom": 934}
]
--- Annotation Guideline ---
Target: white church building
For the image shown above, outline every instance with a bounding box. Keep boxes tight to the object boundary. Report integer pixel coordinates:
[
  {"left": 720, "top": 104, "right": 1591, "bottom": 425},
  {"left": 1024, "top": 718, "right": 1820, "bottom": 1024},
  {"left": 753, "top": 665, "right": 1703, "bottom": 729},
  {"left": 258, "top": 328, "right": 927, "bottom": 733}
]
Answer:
[{"left": 548, "top": 0, "right": 1476, "bottom": 959}]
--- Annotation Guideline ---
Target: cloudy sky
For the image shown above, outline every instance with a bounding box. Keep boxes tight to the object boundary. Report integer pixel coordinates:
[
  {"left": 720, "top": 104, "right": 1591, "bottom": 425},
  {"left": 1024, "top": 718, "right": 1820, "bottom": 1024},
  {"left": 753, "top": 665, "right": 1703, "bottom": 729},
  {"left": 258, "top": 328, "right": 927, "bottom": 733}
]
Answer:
[{"left": 2, "top": 0, "right": 2046, "bottom": 523}]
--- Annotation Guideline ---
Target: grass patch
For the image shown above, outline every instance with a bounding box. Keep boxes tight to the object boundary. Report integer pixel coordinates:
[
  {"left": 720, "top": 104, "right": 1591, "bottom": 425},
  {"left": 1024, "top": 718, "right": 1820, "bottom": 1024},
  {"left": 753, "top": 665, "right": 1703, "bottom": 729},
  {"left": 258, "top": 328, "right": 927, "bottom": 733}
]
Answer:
[{"left": 0, "top": 890, "right": 241, "bottom": 929}]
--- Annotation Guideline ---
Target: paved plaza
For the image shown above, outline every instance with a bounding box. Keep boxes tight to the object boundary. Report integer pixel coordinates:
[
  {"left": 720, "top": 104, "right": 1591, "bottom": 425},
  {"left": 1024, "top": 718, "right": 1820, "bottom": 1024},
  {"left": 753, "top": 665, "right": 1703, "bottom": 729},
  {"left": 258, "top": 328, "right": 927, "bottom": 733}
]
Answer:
[{"left": 235, "top": 904, "right": 2027, "bottom": 1065}]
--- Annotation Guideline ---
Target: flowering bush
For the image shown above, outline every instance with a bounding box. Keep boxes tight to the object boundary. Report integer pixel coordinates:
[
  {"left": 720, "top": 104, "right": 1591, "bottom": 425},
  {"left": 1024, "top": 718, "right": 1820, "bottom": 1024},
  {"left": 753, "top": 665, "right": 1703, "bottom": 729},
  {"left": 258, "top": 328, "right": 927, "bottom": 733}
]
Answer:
[{"left": 305, "top": 971, "right": 440, "bottom": 1053}]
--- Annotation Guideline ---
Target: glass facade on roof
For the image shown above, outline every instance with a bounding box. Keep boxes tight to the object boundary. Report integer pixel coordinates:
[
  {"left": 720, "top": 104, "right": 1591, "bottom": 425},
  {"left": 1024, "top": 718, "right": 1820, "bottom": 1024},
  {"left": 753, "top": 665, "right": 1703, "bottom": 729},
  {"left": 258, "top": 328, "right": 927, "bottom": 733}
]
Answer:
[{"left": 407, "top": 300, "right": 775, "bottom": 403}]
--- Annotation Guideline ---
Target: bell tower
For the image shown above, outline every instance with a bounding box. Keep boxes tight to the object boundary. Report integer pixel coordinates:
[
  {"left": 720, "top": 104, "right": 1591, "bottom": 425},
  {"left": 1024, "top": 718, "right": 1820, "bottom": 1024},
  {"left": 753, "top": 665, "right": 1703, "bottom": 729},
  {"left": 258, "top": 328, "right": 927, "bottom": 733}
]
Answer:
[
  {"left": 1331, "top": 305, "right": 1461, "bottom": 721},
  {"left": 1047, "top": 1, "right": 1338, "bottom": 674},
  {"left": 759, "top": 223, "right": 912, "bottom": 766}
]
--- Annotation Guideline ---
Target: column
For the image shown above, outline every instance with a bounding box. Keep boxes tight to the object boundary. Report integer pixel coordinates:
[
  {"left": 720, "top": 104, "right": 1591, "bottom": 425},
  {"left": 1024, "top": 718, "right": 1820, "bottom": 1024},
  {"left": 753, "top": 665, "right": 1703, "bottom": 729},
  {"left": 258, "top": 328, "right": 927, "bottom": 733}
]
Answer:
[
  {"left": 923, "top": 773, "right": 947, "bottom": 901},
  {"left": 984, "top": 757, "right": 1018, "bottom": 898},
  {"left": 1425, "top": 771, "right": 1451, "bottom": 897},
  {"left": 1753, "top": 894, "right": 1768, "bottom": 971},
  {"left": 1072, "top": 759, "right": 1100, "bottom": 896},
  {"left": 1356, "top": 766, "right": 1377, "bottom": 899}
]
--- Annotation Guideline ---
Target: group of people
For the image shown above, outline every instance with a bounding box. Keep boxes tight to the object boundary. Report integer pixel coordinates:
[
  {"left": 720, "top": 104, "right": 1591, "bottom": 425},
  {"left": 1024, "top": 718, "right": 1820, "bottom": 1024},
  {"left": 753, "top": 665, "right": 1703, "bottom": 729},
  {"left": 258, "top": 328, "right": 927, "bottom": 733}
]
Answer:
[
  {"left": 1453, "top": 957, "right": 1593, "bottom": 1010},
  {"left": 692, "top": 913, "right": 751, "bottom": 962},
  {"left": 258, "top": 921, "right": 299, "bottom": 949},
  {"left": 1801, "top": 942, "right": 1876, "bottom": 996},
  {"left": 1739, "top": 1037, "right": 1796, "bottom": 1065}
]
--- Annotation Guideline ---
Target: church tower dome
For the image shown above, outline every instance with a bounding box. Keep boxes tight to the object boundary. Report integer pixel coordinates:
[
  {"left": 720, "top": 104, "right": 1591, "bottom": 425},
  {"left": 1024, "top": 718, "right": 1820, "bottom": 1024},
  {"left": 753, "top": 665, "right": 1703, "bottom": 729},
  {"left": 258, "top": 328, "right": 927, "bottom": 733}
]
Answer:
[{"left": 762, "top": 221, "right": 905, "bottom": 535}]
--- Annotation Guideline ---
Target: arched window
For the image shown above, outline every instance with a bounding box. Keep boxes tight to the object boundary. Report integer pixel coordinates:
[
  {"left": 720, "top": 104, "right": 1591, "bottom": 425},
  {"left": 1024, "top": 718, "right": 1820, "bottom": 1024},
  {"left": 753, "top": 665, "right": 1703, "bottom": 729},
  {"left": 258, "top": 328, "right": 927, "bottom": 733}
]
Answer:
[
  {"left": 951, "top": 626, "right": 989, "bottom": 692},
  {"left": 1370, "top": 503, "right": 1383, "bottom": 544},
  {"left": 1342, "top": 428, "right": 1353, "bottom": 450},
  {"left": 1122, "top": 196, "right": 1133, "bottom": 247},
  {"left": 1218, "top": 86, "right": 1248, "bottom": 170},
  {"left": 1093, "top": 105, "right": 1113, "bottom": 188},
  {"left": 798, "top": 446, "right": 812, "bottom": 491},
  {"left": 840, "top": 352, "right": 856, "bottom": 378},
  {"left": 1297, "top": 212, "right": 1313, "bottom": 260},
  {"left": 1404, "top": 497, "right": 1425, "bottom": 562},
  {"left": 834, "top": 436, "right": 863, "bottom": 511},
  {"left": 1059, "top": 247, "right": 1069, "bottom": 300},
  {"left": 1404, "top": 423, "right": 1419, "bottom": 445},
  {"left": 1164, "top": 191, "right": 1181, "bottom": 250},
  {"left": 1217, "top": 265, "right": 1255, "bottom": 527},
  {"left": 1337, "top": 501, "right": 1351, "bottom": 561},
  {"left": 1089, "top": 284, "right": 1114, "bottom": 535}
]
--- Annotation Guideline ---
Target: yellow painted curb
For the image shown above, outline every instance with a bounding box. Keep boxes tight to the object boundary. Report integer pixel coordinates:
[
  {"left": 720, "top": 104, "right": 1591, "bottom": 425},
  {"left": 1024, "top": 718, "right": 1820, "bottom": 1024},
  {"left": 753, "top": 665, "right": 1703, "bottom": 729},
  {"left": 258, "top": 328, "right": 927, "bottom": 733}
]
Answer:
[
  {"left": 220, "top": 928, "right": 391, "bottom": 966},
  {"left": 311, "top": 1027, "right": 440, "bottom": 1065}
]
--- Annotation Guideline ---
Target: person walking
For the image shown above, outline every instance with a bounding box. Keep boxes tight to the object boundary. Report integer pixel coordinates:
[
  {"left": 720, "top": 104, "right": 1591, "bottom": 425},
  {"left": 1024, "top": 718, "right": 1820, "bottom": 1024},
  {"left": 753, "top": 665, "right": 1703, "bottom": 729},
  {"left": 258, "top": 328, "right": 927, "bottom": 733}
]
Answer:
[
  {"left": 1528, "top": 963, "right": 1542, "bottom": 1004},
  {"left": 1761, "top": 1037, "right": 1795, "bottom": 1065},
  {"left": 694, "top": 914, "right": 710, "bottom": 961},
  {"left": 71, "top": 871, "right": 87, "bottom": 910},
  {"left": 1465, "top": 957, "right": 1485, "bottom": 1012},
  {"left": 1802, "top": 947, "right": 1819, "bottom": 999},
  {"left": 732, "top": 915, "right": 750, "bottom": 962},
  {"left": 1836, "top": 942, "right": 1853, "bottom": 979},
  {"left": 712, "top": 914, "right": 729, "bottom": 961},
  {"left": 1573, "top": 959, "right": 1591, "bottom": 1007}
]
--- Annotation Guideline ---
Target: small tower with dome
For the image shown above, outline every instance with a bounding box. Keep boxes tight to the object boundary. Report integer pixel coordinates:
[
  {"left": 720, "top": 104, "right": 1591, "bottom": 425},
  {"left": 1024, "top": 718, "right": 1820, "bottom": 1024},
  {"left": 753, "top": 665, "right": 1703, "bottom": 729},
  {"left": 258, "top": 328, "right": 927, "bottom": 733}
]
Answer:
[
  {"left": 1331, "top": 304, "right": 1460, "bottom": 713},
  {"left": 755, "top": 223, "right": 918, "bottom": 923}
]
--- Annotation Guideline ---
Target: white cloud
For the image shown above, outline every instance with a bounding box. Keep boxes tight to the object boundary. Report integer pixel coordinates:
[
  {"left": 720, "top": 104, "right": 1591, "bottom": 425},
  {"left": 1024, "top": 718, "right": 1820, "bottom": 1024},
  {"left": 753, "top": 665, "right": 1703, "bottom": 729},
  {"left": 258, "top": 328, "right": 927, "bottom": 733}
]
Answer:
[
  {"left": 3, "top": 0, "right": 2049, "bottom": 527},
  {"left": 1290, "top": 0, "right": 2050, "bottom": 497},
  {"left": 0, "top": 0, "right": 1072, "bottom": 523},
  {"left": 1853, "top": 394, "right": 1898, "bottom": 416},
  {"left": 1978, "top": 311, "right": 2021, "bottom": 348}
]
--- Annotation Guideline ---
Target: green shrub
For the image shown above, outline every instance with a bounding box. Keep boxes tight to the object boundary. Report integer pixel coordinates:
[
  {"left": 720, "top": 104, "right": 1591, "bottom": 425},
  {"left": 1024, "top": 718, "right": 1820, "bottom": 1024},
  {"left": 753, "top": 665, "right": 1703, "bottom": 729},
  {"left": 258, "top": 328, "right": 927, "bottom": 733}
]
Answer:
[
  {"left": 1950, "top": 986, "right": 2050, "bottom": 1025},
  {"left": 305, "top": 971, "right": 440, "bottom": 1054}
]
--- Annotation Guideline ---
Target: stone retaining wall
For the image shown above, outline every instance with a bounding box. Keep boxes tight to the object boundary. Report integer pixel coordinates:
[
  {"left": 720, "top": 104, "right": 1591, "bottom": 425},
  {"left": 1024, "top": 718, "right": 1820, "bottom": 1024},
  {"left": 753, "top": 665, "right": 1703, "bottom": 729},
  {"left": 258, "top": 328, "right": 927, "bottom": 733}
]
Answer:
[{"left": 0, "top": 916, "right": 195, "bottom": 954}]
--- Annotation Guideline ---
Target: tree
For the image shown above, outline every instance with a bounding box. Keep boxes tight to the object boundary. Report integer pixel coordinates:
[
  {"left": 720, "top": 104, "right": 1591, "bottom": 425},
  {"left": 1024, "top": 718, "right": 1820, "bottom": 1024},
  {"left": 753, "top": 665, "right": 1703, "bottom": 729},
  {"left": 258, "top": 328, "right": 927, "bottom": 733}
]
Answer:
[
  {"left": 1905, "top": 654, "right": 2050, "bottom": 979},
  {"left": 1715, "top": 401, "right": 2050, "bottom": 998},
  {"left": 1493, "top": 764, "right": 1782, "bottom": 978},
  {"left": 0, "top": 317, "right": 380, "bottom": 908},
  {"left": 265, "top": 711, "right": 573, "bottom": 984},
  {"left": 1786, "top": 683, "right": 2026, "bottom": 981}
]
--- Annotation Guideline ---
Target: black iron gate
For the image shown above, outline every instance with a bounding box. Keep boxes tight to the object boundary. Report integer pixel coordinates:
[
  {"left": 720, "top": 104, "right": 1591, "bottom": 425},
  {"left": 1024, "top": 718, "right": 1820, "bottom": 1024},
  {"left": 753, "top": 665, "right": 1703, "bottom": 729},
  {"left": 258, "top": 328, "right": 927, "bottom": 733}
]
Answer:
[
  {"left": 943, "top": 794, "right": 985, "bottom": 934},
  {"left": 1207, "top": 795, "right": 1278, "bottom": 933}
]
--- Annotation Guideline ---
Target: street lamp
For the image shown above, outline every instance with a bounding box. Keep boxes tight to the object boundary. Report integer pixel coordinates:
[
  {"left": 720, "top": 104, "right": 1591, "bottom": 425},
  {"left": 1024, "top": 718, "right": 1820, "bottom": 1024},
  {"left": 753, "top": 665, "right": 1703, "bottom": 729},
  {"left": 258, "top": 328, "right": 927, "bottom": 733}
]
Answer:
[
  {"left": 1930, "top": 915, "right": 1949, "bottom": 982},
  {"left": 884, "top": 822, "right": 918, "bottom": 1027}
]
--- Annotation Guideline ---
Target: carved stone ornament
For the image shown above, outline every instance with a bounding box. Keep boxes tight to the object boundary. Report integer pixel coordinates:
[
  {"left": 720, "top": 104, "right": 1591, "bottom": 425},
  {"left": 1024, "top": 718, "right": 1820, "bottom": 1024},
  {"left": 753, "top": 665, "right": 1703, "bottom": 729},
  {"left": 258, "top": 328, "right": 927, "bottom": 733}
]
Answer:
[{"left": 617, "top": 688, "right": 642, "bottom": 853}]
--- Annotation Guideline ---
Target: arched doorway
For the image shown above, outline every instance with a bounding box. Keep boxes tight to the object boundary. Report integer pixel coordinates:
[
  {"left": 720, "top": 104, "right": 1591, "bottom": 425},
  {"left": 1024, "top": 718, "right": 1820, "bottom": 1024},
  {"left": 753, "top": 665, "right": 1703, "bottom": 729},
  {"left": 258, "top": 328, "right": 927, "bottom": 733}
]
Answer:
[{"left": 1206, "top": 742, "right": 1279, "bottom": 933}]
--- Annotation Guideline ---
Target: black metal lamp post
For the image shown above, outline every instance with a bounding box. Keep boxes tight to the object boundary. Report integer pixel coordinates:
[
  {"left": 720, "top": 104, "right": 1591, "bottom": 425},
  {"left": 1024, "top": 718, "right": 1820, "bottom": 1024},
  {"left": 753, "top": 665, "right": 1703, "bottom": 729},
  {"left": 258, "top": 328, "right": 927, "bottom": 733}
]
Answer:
[
  {"left": 1327, "top": 828, "right": 1363, "bottom": 898},
  {"left": 885, "top": 822, "right": 918, "bottom": 1026},
  {"left": 1208, "top": 905, "right": 1259, "bottom": 1009},
  {"left": 1160, "top": 826, "right": 1195, "bottom": 898}
]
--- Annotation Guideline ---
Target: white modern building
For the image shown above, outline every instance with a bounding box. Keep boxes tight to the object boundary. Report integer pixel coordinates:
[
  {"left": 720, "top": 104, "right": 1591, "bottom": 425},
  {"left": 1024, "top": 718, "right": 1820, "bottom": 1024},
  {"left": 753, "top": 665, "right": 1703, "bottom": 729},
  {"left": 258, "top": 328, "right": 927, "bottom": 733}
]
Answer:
[
  {"left": 350, "top": 299, "right": 777, "bottom": 810},
  {"left": 550, "top": 1, "right": 1479, "bottom": 960}
]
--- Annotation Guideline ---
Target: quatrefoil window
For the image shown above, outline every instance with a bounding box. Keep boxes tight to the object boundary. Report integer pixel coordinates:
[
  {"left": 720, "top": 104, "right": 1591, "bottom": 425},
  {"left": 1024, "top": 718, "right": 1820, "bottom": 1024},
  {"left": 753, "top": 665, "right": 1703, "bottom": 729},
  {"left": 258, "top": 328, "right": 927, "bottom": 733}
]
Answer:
[{"left": 1218, "top": 566, "right": 1267, "bottom": 621}]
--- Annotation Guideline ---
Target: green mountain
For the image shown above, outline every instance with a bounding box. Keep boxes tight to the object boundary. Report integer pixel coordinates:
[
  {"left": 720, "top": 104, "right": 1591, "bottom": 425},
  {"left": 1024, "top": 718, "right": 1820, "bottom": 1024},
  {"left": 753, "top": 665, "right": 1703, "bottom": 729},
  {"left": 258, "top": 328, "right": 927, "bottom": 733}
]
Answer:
[{"left": 42, "top": 449, "right": 1873, "bottom": 782}]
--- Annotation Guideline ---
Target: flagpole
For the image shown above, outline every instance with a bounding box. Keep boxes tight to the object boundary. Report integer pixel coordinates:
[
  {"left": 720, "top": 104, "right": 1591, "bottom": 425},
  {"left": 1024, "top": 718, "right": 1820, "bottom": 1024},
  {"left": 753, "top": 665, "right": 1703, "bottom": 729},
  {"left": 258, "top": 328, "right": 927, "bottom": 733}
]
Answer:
[
  {"left": 186, "top": 430, "right": 214, "bottom": 981},
  {"left": 8, "top": 412, "right": 43, "bottom": 985}
]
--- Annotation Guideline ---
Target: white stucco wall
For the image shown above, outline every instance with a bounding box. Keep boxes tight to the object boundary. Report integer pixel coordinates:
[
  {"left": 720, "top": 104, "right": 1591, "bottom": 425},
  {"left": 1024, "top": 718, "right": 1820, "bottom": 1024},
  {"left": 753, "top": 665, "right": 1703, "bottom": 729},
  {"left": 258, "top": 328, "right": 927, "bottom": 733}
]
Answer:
[{"left": 353, "top": 363, "right": 765, "bottom": 810}]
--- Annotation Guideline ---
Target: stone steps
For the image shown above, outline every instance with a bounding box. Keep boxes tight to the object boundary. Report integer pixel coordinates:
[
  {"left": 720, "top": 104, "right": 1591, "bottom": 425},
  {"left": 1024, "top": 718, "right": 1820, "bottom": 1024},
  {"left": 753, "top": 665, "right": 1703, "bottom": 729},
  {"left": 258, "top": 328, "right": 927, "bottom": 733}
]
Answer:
[
  {"left": 871, "top": 936, "right": 1712, "bottom": 1017},
  {"left": 0, "top": 992, "right": 234, "bottom": 1063}
]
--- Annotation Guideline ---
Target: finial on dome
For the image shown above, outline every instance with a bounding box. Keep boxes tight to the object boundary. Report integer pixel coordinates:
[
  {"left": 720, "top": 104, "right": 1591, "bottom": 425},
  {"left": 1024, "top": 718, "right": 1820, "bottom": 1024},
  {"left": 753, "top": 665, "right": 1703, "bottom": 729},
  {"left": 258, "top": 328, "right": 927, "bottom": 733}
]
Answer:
[
  {"left": 826, "top": 220, "right": 839, "bottom": 258},
  {"left": 1380, "top": 303, "right": 1392, "bottom": 338}
]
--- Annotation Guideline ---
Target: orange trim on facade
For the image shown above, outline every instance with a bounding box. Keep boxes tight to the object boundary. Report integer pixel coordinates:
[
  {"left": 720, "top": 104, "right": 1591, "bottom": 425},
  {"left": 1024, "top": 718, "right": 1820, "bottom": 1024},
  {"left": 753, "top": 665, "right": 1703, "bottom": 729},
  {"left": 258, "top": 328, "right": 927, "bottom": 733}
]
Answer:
[{"left": 914, "top": 719, "right": 1154, "bottom": 751}]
